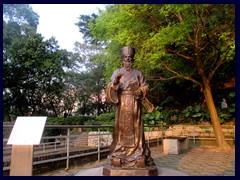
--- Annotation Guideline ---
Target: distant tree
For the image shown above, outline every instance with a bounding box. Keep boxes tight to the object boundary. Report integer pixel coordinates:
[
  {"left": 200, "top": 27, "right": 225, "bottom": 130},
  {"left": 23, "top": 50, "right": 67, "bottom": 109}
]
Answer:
[
  {"left": 75, "top": 13, "right": 100, "bottom": 45},
  {"left": 3, "top": 4, "right": 39, "bottom": 32},
  {"left": 3, "top": 4, "right": 70, "bottom": 120},
  {"left": 64, "top": 43, "right": 108, "bottom": 116}
]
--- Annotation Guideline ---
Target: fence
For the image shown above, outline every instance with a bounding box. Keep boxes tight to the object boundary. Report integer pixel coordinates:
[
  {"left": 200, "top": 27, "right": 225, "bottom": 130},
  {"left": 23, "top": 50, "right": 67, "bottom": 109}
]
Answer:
[{"left": 3, "top": 124, "right": 235, "bottom": 175}]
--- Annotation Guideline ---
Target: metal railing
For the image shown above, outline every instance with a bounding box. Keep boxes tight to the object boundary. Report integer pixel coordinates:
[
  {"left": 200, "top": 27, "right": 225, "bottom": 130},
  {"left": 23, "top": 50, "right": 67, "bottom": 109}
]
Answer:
[
  {"left": 3, "top": 124, "right": 163, "bottom": 172},
  {"left": 3, "top": 124, "right": 235, "bottom": 173}
]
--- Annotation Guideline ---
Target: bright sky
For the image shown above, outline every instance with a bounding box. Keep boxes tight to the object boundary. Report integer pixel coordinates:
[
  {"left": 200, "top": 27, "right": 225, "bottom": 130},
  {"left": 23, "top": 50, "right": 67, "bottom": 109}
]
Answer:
[{"left": 30, "top": 4, "right": 106, "bottom": 52}]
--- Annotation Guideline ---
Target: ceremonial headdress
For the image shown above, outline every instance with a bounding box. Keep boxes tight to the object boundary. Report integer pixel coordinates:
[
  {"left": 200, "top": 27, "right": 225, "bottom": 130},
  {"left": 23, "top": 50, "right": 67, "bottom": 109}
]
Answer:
[{"left": 121, "top": 46, "right": 135, "bottom": 57}]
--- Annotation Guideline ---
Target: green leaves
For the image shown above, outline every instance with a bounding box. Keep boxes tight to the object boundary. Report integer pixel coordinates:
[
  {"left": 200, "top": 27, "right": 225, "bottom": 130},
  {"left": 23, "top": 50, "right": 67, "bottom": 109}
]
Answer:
[
  {"left": 143, "top": 106, "right": 165, "bottom": 126},
  {"left": 181, "top": 104, "right": 204, "bottom": 122},
  {"left": 3, "top": 4, "right": 72, "bottom": 119},
  {"left": 84, "top": 4, "right": 234, "bottom": 86}
]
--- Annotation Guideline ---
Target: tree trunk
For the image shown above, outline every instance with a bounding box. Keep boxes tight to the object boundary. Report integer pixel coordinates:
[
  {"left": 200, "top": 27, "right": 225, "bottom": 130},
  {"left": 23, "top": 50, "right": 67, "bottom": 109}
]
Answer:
[
  {"left": 203, "top": 81, "right": 231, "bottom": 150},
  {"left": 97, "top": 91, "right": 101, "bottom": 116}
]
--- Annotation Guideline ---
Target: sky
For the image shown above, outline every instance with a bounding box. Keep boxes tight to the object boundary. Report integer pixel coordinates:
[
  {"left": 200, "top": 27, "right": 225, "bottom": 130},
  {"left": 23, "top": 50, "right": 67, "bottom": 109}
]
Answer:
[{"left": 30, "top": 4, "right": 106, "bottom": 52}]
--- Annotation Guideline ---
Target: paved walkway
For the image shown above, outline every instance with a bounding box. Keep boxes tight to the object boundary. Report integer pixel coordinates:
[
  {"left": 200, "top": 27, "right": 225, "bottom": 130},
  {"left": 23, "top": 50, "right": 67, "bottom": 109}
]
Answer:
[
  {"left": 40, "top": 145, "right": 235, "bottom": 176},
  {"left": 152, "top": 145, "right": 235, "bottom": 176}
]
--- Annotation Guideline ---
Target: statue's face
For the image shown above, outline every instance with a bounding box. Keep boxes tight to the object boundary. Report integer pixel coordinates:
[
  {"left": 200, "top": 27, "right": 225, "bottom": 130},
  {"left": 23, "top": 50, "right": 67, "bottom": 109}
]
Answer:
[{"left": 122, "top": 54, "right": 134, "bottom": 71}]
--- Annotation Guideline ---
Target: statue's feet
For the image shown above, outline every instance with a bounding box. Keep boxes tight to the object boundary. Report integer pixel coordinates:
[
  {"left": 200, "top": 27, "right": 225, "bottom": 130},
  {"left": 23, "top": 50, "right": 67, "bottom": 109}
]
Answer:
[
  {"left": 111, "top": 158, "right": 121, "bottom": 167},
  {"left": 135, "top": 157, "right": 145, "bottom": 168}
]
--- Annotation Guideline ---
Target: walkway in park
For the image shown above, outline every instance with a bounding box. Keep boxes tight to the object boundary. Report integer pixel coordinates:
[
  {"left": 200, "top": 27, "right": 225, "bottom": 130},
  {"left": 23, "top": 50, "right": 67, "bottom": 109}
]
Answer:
[{"left": 40, "top": 144, "right": 235, "bottom": 176}]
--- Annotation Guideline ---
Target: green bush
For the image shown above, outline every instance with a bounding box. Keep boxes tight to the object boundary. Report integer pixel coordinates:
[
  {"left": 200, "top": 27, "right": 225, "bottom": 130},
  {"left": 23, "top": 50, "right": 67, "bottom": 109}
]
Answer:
[
  {"left": 46, "top": 116, "right": 96, "bottom": 125},
  {"left": 44, "top": 116, "right": 97, "bottom": 138},
  {"left": 95, "top": 112, "right": 115, "bottom": 125}
]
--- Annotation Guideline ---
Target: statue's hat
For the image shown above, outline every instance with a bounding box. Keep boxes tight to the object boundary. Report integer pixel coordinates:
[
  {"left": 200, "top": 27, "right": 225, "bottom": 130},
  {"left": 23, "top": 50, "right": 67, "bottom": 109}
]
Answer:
[{"left": 121, "top": 46, "right": 135, "bottom": 56}]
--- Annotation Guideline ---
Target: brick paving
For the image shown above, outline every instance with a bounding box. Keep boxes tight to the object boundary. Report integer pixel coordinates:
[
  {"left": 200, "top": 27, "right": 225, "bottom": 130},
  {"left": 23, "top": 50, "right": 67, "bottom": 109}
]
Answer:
[
  {"left": 152, "top": 145, "right": 235, "bottom": 176},
  {"left": 40, "top": 145, "right": 235, "bottom": 176}
]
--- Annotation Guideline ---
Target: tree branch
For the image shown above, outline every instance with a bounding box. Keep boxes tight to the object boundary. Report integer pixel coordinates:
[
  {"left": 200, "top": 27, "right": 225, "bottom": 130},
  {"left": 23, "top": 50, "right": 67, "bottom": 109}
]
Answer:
[
  {"left": 165, "top": 48, "right": 194, "bottom": 61},
  {"left": 208, "top": 49, "right": 230, "bottom": 80},
  {"left": 172, "top": 11, "right": 193, "bottom": 43},
  {"left": 151, "top": 63, "right": 203, "bottom": 87}
]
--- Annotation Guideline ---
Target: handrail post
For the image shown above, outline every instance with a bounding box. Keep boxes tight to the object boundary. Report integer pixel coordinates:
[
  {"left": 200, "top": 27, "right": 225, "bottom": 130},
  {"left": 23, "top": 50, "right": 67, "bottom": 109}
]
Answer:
[
  {"left": 193, "top": 126, "right": 196, "bottom": 144},
  {"left": 233, "top": 125, "right": 235, "bottom": 142},
  {"left": 66, "top": 128, "right": 70, "bottom": 170},
  {"left": 161, "top": 123, "right": 164, "bottom": 140},
  {"left": 148, "top": 126, "right": 150, "bottom": 148},
  {"left": 43, "top": 143, "right": 45, "bottom": 152},
  {"left": 55, "top": 139, "right": 57, "bottom": 150},
  {"left": 98, "top": 128, "right": 100, "bottom": 162}
]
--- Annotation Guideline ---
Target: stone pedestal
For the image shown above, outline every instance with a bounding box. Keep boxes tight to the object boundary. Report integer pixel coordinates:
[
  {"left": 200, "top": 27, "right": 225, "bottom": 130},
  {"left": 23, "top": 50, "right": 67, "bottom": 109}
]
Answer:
[
  {"left": 75, "top": 166, "right": 189, "bottom": 176},
  {"left": 10, "top": 145, "right": 34, "bottom": 176},
  {"left": 102, "top": 164, "right": 158, "bottom": 176},
  {"left": 163, "top": 139, "right": 180, "bottom": 154}
]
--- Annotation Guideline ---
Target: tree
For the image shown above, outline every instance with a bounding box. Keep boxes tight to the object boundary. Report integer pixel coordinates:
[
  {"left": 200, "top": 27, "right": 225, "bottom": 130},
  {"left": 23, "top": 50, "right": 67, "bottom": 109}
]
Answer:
[
  {"left": 64, "top": 43, "right": 108, "bottom": 116},
  {"left": 3, "top": 4, "right": 70, "bottom": 120},
  {"left": 88, "top": 4, "right": 235, "bottom": 149},
  {"left": 75, "top": 13, "right": 100, "bottom": 45}
]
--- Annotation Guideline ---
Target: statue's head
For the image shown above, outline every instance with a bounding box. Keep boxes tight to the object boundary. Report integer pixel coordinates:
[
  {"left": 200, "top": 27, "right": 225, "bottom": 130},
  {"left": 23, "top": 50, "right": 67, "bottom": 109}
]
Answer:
[
  {"left": 121, "top": 46, "right": 135, "bottom": 58},
  {"left": 121, "top": 46, "right": 135, "bottom": 71}
]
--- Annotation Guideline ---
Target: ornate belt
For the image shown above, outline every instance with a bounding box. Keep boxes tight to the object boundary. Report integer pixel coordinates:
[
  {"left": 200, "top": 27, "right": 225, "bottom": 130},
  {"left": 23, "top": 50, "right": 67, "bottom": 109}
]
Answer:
[{"left": 121, "top": 90, "right": 134, "bottom": 95}]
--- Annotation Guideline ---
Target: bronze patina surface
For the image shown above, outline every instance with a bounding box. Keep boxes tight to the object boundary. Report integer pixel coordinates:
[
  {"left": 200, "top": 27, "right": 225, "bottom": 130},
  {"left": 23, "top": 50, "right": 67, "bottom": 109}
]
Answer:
[{"left": 103, "top": 46, "right": 157, "bottom": 176}]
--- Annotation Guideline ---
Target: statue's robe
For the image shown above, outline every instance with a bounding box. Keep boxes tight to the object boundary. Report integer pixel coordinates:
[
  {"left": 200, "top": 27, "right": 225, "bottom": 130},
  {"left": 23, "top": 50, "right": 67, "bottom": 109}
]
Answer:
[{"left": 106, "top": 68, "right": 155, "bottom": 168}]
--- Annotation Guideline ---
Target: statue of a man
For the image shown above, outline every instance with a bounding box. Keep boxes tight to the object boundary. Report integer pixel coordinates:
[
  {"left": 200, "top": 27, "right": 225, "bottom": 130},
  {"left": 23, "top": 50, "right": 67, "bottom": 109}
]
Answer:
[{"left": 103, "top": 46, "right": 157, "bottom": 176}]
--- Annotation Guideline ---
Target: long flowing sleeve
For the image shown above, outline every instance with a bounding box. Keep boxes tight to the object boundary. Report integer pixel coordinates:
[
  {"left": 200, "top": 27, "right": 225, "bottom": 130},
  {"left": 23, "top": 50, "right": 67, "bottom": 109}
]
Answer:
[{"left": 106, "top": 82, "right": 119, "bottom": 104}]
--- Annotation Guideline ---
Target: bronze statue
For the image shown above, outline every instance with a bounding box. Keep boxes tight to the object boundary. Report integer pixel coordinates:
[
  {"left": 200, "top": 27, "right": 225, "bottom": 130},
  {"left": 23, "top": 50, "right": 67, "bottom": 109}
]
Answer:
[{"left": 103, "top": 46, "right": 158, "bottom": 176}]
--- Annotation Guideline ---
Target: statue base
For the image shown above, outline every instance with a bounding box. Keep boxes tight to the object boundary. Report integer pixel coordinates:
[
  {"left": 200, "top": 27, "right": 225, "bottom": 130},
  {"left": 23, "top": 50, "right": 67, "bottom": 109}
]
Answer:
[{"left": 102, "top": 164, "right": 158, "bottom": 176}]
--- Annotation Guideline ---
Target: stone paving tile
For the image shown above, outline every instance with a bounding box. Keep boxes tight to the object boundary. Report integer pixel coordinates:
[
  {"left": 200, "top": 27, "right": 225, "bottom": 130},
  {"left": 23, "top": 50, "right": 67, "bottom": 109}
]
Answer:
[
  {"left": 156, "top": 145, "right": 235, "bottom": 176},
  {"left": 39, "top": 145, "right": 235, "bottom": 176}
]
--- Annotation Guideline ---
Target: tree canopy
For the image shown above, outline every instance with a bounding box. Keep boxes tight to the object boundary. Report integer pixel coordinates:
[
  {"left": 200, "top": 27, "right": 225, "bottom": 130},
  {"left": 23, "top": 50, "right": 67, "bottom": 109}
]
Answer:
[
  {"left": 90, "top": 4, "right": 234, "bottom": 81},
  {"left": 3, "top": 4, "right": 70, "bottom": 120},
  {"left": 76, "top": 4, "right": 235, "bottom": 149}
]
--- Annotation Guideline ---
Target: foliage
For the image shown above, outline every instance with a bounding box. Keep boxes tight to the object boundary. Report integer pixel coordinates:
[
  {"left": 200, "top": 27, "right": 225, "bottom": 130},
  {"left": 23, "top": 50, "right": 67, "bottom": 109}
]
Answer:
[
  {"left": 44, "top": 115, "right": 97, "bottom": 137},
  {"left": 143, "top": 106, "right": 165, "bottom": 126},
  {"left": 46, "top": 116, "right": 95, "bottom": 125},
  {"left": 75, "top": 13, "right": 100, "bottom": 45},
  {"left": 179, "top": 104, "right": 207, "bottom": 124},
  {"left": 95, "top": 112, "right": 115, "bottom": 132},
  {"left": 64, "top": 43, "right": 110, "bottom": 116},
  {"left": 159, "top": 96, "right": 181, "bottom": 108},
  {"left": 89, "top": 4, "right": 235, "bottom": 81},
  {"left": 3, "top": 4, "right": 39, "bottom": 33},
  {"left": 3, "top": 4, "right": 71, "bottom": 121},
  {"left": 85, "top": 4, "right": 235, "bottom": 148},
  {"left": 95, "top": 112, "right": 115, "bottom": 125},
  {"left": 143, "top": 102, "right": 233, "bottom": 126}
]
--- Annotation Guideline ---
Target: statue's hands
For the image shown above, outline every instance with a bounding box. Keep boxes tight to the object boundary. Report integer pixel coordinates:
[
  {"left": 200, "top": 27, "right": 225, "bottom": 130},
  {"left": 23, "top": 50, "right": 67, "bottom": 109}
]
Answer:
[
  {"left": 134, "top": 88, "right": 143, "bottom": 99},
  {"left": 113, "top": 73, "right": 122, "bottom": 85}
]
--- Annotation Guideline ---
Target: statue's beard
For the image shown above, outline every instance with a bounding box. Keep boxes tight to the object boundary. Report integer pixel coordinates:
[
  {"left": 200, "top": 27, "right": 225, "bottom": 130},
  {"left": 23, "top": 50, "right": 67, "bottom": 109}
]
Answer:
[
  {"left": 124, "top": 66, "right": 131, "bottom": 71},
  {"left": 123, "top": 63, "right": 132, "bottom": 71}
]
